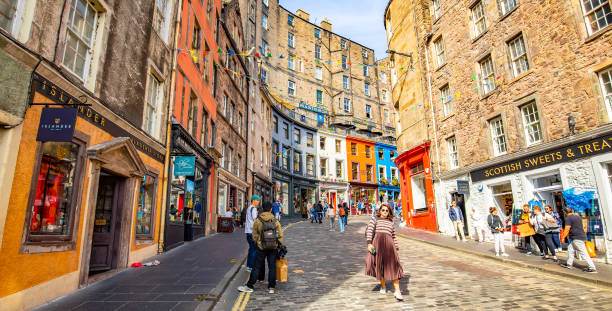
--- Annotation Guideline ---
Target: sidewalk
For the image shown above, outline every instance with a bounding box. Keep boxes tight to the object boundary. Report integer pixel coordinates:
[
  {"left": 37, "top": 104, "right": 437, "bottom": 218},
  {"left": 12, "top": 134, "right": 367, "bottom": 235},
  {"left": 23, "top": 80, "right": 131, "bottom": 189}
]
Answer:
[
  {"left": 396, "top": 226, "right": 612, "bottom": 288},
  {"left": 34, "top": 217, "right": 302, "bottom": 311}
]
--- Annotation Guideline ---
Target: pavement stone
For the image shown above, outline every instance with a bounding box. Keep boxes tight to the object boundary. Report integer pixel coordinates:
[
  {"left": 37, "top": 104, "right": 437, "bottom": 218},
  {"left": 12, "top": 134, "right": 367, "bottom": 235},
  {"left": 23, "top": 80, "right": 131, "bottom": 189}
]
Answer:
[{"left": 226, "top": 215, "right": 612, "bottom": 310}]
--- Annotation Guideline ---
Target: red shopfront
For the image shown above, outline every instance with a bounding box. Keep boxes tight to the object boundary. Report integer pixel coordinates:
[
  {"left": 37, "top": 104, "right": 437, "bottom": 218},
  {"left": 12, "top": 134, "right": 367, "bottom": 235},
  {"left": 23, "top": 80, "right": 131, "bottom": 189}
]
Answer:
[{"left": 395, "top": 142, "right": 437, "bottom": 232}]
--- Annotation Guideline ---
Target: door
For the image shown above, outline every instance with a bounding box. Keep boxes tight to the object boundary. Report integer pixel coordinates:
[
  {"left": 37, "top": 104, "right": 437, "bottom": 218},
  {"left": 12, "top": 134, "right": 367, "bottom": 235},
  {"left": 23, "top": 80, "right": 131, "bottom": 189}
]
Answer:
[
  {"left": 452, "top": 193, "right": 469, "bottom": 236},
  {"left": 90, "top": 173, "right": 121, "bottom": 273}
]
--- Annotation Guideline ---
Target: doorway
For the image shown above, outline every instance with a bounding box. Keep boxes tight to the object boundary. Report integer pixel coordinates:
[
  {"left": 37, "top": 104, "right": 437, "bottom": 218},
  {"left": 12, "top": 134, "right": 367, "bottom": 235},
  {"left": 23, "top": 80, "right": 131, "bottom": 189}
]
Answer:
[
  {"left": 89, "top": 171, "right": 124, "bottom": 274},
  {"left": 451, "top": 192, "right": 469, "bottom": 237}
]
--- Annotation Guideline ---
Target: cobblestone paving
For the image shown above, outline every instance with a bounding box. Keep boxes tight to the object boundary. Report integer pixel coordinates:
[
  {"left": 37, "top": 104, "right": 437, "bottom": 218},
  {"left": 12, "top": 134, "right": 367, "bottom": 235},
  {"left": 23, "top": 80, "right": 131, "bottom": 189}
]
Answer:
[{"left": 242, "top": 216, "right": 612, "bottom": 311}]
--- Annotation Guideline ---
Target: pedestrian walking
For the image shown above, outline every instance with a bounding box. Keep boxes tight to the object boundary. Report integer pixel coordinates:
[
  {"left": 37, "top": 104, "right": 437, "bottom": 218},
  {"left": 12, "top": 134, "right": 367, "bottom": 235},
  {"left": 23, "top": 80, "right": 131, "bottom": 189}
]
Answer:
[
  {"left": 530, "top": 205, "right": 558, "bottom": 259},
  {"left": 328, "top": 203, "right": 336, "bottom": 231},
  {"left": 560, "top": 207, "right": 597, "bottom": 273},
  {"left": 545, "top": 204, "right": 563, "bottom": 252},
  {"left": 244, "top": 195, "right": 261, "bottom": 271},
  {"left": 272, "top": 200, "right": 281, "bottom": 221},
  {"left": 343, "top": 202, "right": 349, "bottom": 226},
  {"left": 449, "top": 200, "right": 466, "bottom": 241},
  {"left": 519, "top": 204, "right": 534, "bottom": 255},
  {"left": 470, "top": 206, "right": 487, "bottom": 242},
  {"left": 316, "top": 201, "right": 324, "bottom": 224},
  {"left": 238, "top": 201, "right": 284, "bottom": 293},
  {"left": 338, "top": 202, "right": 346, "bottom": 232},
  {"left": 487, "top": 207, "right": 509, "bottom": 257},
  {"left": 365, "top": 203, "right": 404, "bottom": 301}
]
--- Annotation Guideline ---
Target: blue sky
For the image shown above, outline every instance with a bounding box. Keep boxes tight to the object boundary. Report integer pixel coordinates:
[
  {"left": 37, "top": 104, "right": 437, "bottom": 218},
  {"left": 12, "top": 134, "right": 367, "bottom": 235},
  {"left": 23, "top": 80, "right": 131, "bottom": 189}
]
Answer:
[{"left": 279, "top": 0, "right": 389, "bottom": 59}]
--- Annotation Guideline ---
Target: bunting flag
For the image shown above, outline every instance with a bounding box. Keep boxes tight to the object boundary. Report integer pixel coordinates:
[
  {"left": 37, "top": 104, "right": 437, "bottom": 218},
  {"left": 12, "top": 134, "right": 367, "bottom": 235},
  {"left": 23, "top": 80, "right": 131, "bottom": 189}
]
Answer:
[
  {"left": 217, "top": 48, "right": 223, "bottom": 53},
  {"left": 229, "top": 49, "right": 235, "bottom": 55}
]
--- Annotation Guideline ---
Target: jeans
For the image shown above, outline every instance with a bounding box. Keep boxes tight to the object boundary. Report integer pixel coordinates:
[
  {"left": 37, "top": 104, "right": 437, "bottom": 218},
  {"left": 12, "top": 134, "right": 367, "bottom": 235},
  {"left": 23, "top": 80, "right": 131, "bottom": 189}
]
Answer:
[
  {"left": 329, "top": 216, "right": 335, "bottom": 230},
  {"left": 543, "top": 232, "right": 556, "bottom": 256},
  {"left": 552, "top": 232, "right": 561, "bottom": 249},
  {"left": 246, "top": 233, "right": 257, "bottom": 269},
  {"left": 247, "top": 248, "right": 278, "bottom": 289},
  {"left": 567, "top": 239, "right": 596, "bottom": 270},
  {"left": 343, "top": 215, "right": 348, "bottom": 226},
  {"left": 317, "top": 212, "right": 323, "bottom": 223},
  {"left": 453, "top": 221, "right": 465, "bottom": 240},
  {"left": 532, "top": 233, "right": 546, "bottom": 256},
  {"left": 338, "top": 216, "right": 345, "bottom": 232},
  {"left": 493, "top": 232, "right": 505, "bottom": 254}
]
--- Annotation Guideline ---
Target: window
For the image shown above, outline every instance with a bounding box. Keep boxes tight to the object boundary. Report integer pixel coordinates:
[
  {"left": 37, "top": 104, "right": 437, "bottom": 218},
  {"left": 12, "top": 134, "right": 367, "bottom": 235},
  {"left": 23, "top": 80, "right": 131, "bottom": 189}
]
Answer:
[
  {"left": 378, "top": 148, "right": 384, "bottom": 160},
  {"left": 237, "top": 113, "right": 242, "bottom": 135},
  {"left": 382, "top": 90, "right": 389, "bottom": 102},
  {"left": 189, "top": 92, "right": 198, "bottom": 137},
  {"left": 336, "top": 161, "right": 343, "bottom": 178},
  {"left": 381, "top": 71, "right": 386, "bottom": 82},
  {"left": 335, "top": 139, "right": 341, "bottom": 152},
  {"left": 479, "top": 55, "right": 496, "bottom": 94},
  {"left": 288, "top": 57, "right": 295, "bottom": 70},
  {"left": 521, "top": 102, "right": 543, "bottom": 145},
  {"left": 306, "top": 155, "right": 314, "bottom": 175},
  {"left": 598, "top": 67, "right": 612, "bottom": 118},
  {"left": 262, "top": 13, "right": 268, "bottom": 29},
  {"left": 251, "top": 109, "right": 255, "bottom": 132},
  {"left": 384, "top": 109, "right": 390, "bottom": 122},
  {"left": 236, "top": 155, "right": 242, "bottom": 177},
  {"left": 153, "top": 0, "right": 172, "bottom": 43},
  {"left": 365, "top": 145, "right": 371, "bottom": 158},
  {"left": 366, "top": 164, "right": 373, "bottom": 182},
  {"left": 316, "top": 90, "right": 323, "bottom": 104},
  {"left": 379, "top": 166, "right": 386, "bottom": 180},
  {"left": 210, "top": 120, "right": 216, "bottom": 147},
  {"left": 363, "top": 65, "right": 369, "bottom": 77},
  {"left": 390, "top": 150, "right": 396, "bottom": 159},
  {"left": 288, "top": 33, "right": 294, "bottom": 48},
  {"left": 307, "top": 133, "right": 313, "bottom": 147},
  {"left": 222, "top": 94, "right": 228, "bottom": 116},
  {"left": 191, "top": 19, "right": 202, "bottom": 66},
  {"left": 272, "top": 142, "right": 279, "bottom": 166},
  {"left": 135, "top": 173, "right": 156, "bottom": 238},
  {"left": 365, "top": 105, "right": 371, "bottom": 118},
  {"left": 288, "top": 80, "right": 296, "bottom": 97},
  {"left": 144, "top": 73, "right": 163, "bottom": 139},
  {"left": 362, "top": 49, "right": 368, "bottom": 58},
  {"left": 341, "top": 39, "right": 346, "bottom": 49},
  {"left": 261, "top": 68, "right": 267, "bottom": 82},
  {"left": 320, "top": 136, "right": 326, "bottom": 149},
  {"left": 320, "top": 158, "right": 327, "bottom": 176},
  {"left": 433, "top": 0, "right": 441, "bottom": 19},
  {"left": 315, "top": 66, "right": 322, "bottom": 80},
  {"left": 26, "top": 141, "right": 83, "bottom": 242},
  {"left": 282, "top": 147, "right": 289, "bottom": 169},
  {"left": 351, "top": 162, "right": 359, "bottom": 180},
  {"left": 471, "top": 1, "right": 487, "bottom": 38},
  {"left": 261, "top": 40, "right": 268, "bottom": 56},
  {"left": 227, "top": 147, "right": 233, "bottom": 172},
  {"left": 390, "top": 167, "right": 398, "bottom": 180},
  {"left": 294, "top": 152, "right": 301, "bottom": 172},
  {"left": 201, "top": 109, "right": 209, "bottom": 146},
  {"left": 0, "top": 0, "right": 18, "bottom": 33},
  {"left": 342, "top": 55, "right": 347, "bottom": 69},
  {"left": 434, "top": 36, "right": 446, "bottom": 67},
  {"left": 294, "top": 128, "right": 301, "bottom": 144},
  {"left": 203, "top": 41, "right": 211, "bottom": 83},
  {"left": 63, "top": 0, "right": 98, "bottom": 80},
  {"left": 262, "top": 0, "right": 268, "bottom": 7},
  {"left": 490, "top": 117, "right": 508, "bottom": 156},
  {"left": 351, "top": 143, "right": 357, "bottom": 155},
  {"left": 343, "top": 76, "right": 349, "bottom": 90},
  {"left": 220, "top": 141, "right": 227, "bottom": 168},
  {"left": 447, "top": 136, "right": 459, "bottom": 169},
  {"left": 273, "top": 115, "right": 278, "bottom": 132},
  {"left": 283, "top": 122, "right": 289, "bottom": 139},
  {"left": 498, "top": 0, "right": 517, "bottom": 15},
  {"left": 343, "top": 98, "right": 351, "bottom": 112},
  {"left": 508, "top": 34, "right": 529, "bottom": 77},
  {"left": 229, "top": 103, "right": 235, "bottom": 124},
  {"left": 581, "top": 0, "right": 612, "bottom": 34},
  {"left": 314, "top": 28, "right": 320, "bottom": 38},
  {"left": 288, "top": 15, "right": 294, "bottom": 25},
  {"left": 365, "top": 83, "right": 370, "bottom": 96},
  {"left": 314, "top": 44, "right": 321, "bottom": 59},
  {"left": 260, "top": 137, "right": 264, "bottom": 164}
]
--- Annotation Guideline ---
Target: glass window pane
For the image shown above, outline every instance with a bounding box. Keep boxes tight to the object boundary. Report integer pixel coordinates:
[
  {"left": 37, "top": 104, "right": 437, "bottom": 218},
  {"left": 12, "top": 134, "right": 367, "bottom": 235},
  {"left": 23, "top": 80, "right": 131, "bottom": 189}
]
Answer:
[{"left": 136, "top": 175, "right": 155, "bottom": 235}]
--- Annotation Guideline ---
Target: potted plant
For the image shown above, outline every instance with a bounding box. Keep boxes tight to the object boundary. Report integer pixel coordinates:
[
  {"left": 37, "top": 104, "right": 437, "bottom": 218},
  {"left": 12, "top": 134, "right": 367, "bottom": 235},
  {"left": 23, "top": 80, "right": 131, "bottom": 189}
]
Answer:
[{"left": 392, "top": 178, "right": 399, "bottom": 186}]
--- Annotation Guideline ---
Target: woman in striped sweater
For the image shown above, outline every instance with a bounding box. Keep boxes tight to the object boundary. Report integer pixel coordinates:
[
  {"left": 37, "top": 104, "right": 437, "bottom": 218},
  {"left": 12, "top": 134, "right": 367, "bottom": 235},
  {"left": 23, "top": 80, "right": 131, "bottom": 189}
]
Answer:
[{"left": 365, "top": 203, "right": 404, "bottom": 301}]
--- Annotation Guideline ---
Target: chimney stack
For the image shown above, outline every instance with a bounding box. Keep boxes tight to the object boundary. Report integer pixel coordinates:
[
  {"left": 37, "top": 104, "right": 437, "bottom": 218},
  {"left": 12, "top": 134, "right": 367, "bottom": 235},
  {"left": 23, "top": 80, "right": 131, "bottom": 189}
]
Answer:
[
  {"left": 320, "top": 18, "right": 332, "bottom": 32},
  {"left": 296, "top": 9, "right": 310, "bottom": 21}
]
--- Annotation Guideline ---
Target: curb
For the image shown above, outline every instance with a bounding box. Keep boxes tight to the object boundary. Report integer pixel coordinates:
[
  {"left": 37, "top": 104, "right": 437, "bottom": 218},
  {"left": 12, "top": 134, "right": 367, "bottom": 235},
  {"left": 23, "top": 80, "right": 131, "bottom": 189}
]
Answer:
[{"left": 397, "top": 233, "right": 612, "bottom": 289}]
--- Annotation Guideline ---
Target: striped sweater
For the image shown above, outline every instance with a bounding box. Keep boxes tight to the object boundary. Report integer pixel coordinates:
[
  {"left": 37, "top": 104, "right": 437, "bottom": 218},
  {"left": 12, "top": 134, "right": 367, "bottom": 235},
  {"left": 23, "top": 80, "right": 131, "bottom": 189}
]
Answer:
[{"left": 366, "top": 217, "right": 399, "bottom": 250}]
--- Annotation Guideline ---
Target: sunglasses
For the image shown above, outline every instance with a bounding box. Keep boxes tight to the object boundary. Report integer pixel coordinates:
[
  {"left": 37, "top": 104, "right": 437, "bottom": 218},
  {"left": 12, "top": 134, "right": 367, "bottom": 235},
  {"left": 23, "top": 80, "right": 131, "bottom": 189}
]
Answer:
[{"left": 381, "top": 209, "right": 389, "bottom": 212}]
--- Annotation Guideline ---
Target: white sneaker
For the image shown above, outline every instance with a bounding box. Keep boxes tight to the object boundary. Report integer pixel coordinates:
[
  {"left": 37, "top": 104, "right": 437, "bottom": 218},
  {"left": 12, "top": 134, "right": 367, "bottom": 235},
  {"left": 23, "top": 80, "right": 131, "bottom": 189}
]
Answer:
[
  {"left": 394, "top": 291, "right": 404, "bottom": 301},
  {"left": 269, "top": 288, "right": 275, "bottom": 294},
  {"left": 462, "top": 239, "right": 468, "bottom": 242},
  {"left": 237, "top": 286, "right": 253, "bottom": 293},
  {"left": 379, "top": 288, "right": 386, "bottom": 294},
  {"left": 495, "top": 253, "right": 500, "bottom": 257},
  {"left": 501, "top": 253, "right": 509, "bottom": 257}
]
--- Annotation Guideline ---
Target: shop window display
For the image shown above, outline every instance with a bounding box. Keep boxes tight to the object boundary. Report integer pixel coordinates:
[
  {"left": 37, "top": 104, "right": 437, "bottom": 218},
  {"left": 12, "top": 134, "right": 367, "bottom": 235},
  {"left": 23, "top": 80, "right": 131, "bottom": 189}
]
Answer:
[
  {"left": 135, "top": 174, "right": 155, "bottom": 237},
  {"left": 169, "top": 175, "right": 186, "bottom": 222},
  {"left": 29, "top": 142, "right": 80, "bottom": 236}
]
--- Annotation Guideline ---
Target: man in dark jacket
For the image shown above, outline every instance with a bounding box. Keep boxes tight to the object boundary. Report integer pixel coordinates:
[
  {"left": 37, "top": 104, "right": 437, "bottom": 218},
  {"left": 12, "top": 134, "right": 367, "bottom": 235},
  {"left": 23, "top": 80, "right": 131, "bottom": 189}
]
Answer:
[{"left": 315, "top": 201, "right": 323, "bottom": 223}]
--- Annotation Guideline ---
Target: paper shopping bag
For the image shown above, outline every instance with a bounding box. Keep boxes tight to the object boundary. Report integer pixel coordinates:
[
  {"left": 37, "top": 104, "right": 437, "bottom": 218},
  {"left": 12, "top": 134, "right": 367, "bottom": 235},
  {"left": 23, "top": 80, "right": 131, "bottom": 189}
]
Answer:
[
  {"left": 517, "top": 223, "right": 535, "bottom": 237},
  {"left": 585, "top": 241, "right": 596, "bottom": 258},
  {"left": 276, "top": 258, "right": 288, "bottom": 282}
]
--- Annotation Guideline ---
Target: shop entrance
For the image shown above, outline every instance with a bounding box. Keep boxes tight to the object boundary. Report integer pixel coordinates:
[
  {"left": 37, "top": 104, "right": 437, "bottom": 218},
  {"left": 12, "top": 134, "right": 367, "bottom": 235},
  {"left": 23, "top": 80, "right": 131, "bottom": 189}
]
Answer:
[
  {"left": 90, "top": 171, "right": 124, "bottom": 274},
  {"left": 451, "top": 192, "right": 469, "bottom": 236}
]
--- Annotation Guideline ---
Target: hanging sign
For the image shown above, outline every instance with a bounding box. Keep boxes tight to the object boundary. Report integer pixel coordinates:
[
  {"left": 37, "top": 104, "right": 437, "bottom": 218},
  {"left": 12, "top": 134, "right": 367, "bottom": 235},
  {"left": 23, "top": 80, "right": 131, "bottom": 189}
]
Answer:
[
  {"left": 36, "top": 107, "right": 77, "bottom": 142},
  {"left": 317, "top": 113, "right": 325, "bottom": 123},
  {"left": 174, "top": 156, "right": 196, "bottom": 176},
  {"left": 457, "top": 180, "right": 470, "bottom": 195}
]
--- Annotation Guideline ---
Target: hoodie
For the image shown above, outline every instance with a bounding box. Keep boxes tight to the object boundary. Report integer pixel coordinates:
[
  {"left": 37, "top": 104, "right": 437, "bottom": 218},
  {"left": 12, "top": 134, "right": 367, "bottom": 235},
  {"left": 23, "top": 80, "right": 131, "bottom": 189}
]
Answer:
[{"left": 252, "top": 211, "right": 284, "bottom": 250}]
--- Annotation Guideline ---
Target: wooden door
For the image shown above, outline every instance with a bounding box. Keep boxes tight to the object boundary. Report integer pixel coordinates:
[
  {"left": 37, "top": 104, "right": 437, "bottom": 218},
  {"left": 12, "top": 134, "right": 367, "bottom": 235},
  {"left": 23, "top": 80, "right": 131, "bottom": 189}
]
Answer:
[{"left": 90, "top": 174, "right": 120, "bottom": 273}]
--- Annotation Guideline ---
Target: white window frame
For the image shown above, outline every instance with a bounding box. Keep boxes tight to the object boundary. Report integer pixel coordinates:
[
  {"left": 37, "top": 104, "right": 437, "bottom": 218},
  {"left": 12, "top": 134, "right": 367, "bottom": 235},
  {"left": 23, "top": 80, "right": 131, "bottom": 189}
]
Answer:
[
  {"left": 378, "top": 165, "right": 387, "bottom": 181},
  {"left": 364, "top": 82, "right": 370, "bottom": 96},
  {"left": 382, "top": 90, "right": 388, "bottom": 102},
  {"left": 222, "top": 94, "right": 228, "bottom": 116},
  {"left": 381, "top": 71, "right": 386, "bottom": 83},
  {"left": 336, "top": 160, "right": 343, "bottom": 178},
  {"left": 384, "top": 109, "right": 390, "bottom": 122},
  {"left": 261, "top": 40, "right": 268, "bottom": 55},
  {"left": 316, "top": 90, "right": 323, "bottom": 104},
  {"left": 434, "top": 36, "right": 446, "bottom": 67},
  {"left": 598, "top": 67, "right": 612, "bottom": 120},
  {"left": 471, "top": 1, "right": 487, "bottom": 38},
  {"left": 363, "top": 65, "right": 369, "bottom": 77},
  {"left": 580, "top": 0, "right": 612, "bottom": 35},
  {"left": 498, "top": 0, "right": 517, "bottom": 15},
  {"left": 490, "top": 117, "right": 508, "bottom": 156},
  {"left": 143, "top": 70, "right": 164, "bottom": 139},
  {"left": 390, "top": 167, "right": 398, "bottom": 180},
  {"left": 288, "top": 32, "right": 294, "bottom": 48},
  {"left": 315, "top": 66, "right": 322, "bottom": 80},
  {"left": 320, "top": 158, "right": 327, "bottom": 177},
  {"left": 288, "top": 80, "right": 296, "bottom": 97},
  {"left": 315, "top": 44, "right": 321, "bottom": 59},
  {"left": 521, "top": 102, "right": 543, "bottom": 146},
  {"left": 433, "top": 0, "right": 441, "bottom": 19},
  {"left": 262, "top": 0, "right": 268, "bottom": 7},
  {"left": 362, "top": 49, "right": 368, "bottom": 58},
  {"left": 343, "top": 98, "right": 351, "bottom": 112},
  {"left": 343, "top": 76, "right": 349, "bottom": 90},
  {"left": 440, "top": 84, "right": 453, "bottom": 116},
  {"left": 153, "top": 0, "right": 173, "bottom": 43},
  {"left": 340, "top": 39, "right": 346, "bottom": 49},
  {"left": 288, "top": 57, "right": 295, "bottom": 70},
  {"left": 262, "top": 13, "right": 268, "bottom": 30},
  {"left": 447, "top": 136, "right": 459, "bottom": 169},
  {"left": 365, "top": 105, "right": 371, "bottom": 118},
  {"left": 62, "top": 0, "right": 99, "bottom": 84},
  {"left": 508, "top": 34, "right": 530, "bottom": 77},
  {"left": 479, "top": 55, "right": 496, "bottom": 94}
]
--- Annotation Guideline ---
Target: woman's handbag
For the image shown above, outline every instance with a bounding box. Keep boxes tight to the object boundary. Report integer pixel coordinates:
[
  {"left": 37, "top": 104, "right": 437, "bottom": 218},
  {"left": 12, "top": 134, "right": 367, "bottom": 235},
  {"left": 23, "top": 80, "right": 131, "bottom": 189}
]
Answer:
[
  {"left": 517, "top": 223, "right": 535, "bottom": 237},
  {"left": 541, "top": 219, "right": 559, "bottom": 230}
]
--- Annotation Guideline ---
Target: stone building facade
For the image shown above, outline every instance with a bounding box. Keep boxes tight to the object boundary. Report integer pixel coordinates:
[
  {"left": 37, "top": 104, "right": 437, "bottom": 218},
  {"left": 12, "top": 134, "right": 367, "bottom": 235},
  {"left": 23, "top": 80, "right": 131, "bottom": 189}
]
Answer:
[
  {"left": 213, "top": 0, "right": 251, "bottom": 222},
  {"left": 0, "top": 0, "right": 176, "bottom": 308},
  {"left": 386, "top": 0, "right": 612, "bottom": 262}
]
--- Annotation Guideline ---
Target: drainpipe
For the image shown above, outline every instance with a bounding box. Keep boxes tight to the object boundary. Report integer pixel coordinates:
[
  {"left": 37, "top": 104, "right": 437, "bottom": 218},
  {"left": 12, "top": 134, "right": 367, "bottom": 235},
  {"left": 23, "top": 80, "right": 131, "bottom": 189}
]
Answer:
[
  {"left": 424, "top": 46, "right": 440, "bottom": 178},
  {"left": 158, "top": 0, "right": 182, "bottom": 253}
]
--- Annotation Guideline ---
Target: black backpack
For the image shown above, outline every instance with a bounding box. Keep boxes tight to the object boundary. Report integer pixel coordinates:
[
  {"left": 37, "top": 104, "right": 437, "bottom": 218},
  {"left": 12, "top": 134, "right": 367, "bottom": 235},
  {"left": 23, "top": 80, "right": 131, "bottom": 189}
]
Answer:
[{"left": 259, "top": 216, "right": 278, "bottom": 250}]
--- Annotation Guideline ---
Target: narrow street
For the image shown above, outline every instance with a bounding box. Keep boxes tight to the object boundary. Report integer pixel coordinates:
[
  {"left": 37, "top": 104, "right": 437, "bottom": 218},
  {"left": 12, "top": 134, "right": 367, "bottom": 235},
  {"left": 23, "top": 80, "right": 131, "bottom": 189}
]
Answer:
[{"left": 218, "top": 216, "right": 612, "bottom": 311}]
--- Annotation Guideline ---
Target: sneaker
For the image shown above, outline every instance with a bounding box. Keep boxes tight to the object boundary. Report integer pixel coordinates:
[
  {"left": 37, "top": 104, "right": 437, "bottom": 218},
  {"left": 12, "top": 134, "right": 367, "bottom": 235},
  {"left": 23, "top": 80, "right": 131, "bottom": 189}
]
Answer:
[
  {"left": 269, "top": 288, "right": 275, "bottom": 294},
  {"left": 584, "top": 267, "right": 598, "bottom": 273},
  {"left": 456, "top": 237, "right": 460, "bottom": 241},
  {"left": 526, "top": 251, "right": 533, "bottom": 256},
  {"left": 501, "top": 253, "right": 509, "bottom": 257},
  {"left": 495, "top": 253, "right": 500, "bottom": 257},
  {"left": 462, "top": 239, "right": 468, "bottom": 242},
  {"left": 379, "top": 288, "right": 386, "bottom": 294},
  {"left": 560, "top": 263, "right": 573, "bottom": 269},
  {"left": 394, "top": 291, "right": 404, "bottom": 301},
  {"left": 237, "top": 286, "right": 253, "bottom": 293}
]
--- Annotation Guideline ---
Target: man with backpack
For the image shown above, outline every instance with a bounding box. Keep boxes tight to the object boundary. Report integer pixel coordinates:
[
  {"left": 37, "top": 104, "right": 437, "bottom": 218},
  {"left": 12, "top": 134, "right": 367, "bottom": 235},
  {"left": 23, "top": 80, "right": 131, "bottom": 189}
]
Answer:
[
  {"left": 238, "top": 201, "right": 284, "bottom": 293},
  {"left": 338, "top": 202, "right": 346, "bottom": 232},
  {"left": 244, "top": 195, "right": 261, "bottom": 271},
  {"left": 315, "top": 201, "right": 324, "bottom": 224}
]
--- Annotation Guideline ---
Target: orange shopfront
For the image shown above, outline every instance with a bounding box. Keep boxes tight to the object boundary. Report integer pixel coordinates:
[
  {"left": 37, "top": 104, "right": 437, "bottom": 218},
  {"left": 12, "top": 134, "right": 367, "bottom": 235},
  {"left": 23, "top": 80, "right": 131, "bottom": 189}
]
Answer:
[{"left": 395, "top": 142, "right": 437, "bottom": 231}]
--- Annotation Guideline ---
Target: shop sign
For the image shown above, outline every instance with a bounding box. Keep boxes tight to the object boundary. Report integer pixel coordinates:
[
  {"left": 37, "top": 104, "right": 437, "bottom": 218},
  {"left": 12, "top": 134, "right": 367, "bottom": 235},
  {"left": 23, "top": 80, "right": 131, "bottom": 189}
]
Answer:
[
  {"left": 317, "top": 113, "right": 325, "bottom": 123},
  {"left": 471, "top": 132, "right": 612, "bottom": 182},
  {"left": 456, "top": 180, "right": 470, "bottom": 195},
  {"left": 174, "top": 156, "right": 195, "bottom": 176},
  {"left": 36, "top": 107, "right": 77, "bottom": 142},
  {"left": 299, "top": 102, "right": 328, "bottom": 115}
]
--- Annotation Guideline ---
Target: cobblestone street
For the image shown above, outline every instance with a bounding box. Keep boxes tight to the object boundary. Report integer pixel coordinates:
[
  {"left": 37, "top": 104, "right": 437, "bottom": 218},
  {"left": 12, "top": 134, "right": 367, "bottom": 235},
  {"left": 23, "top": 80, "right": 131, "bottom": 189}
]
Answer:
[{"left": 221, "top": 216, "right": 612, "bottom": 311}]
